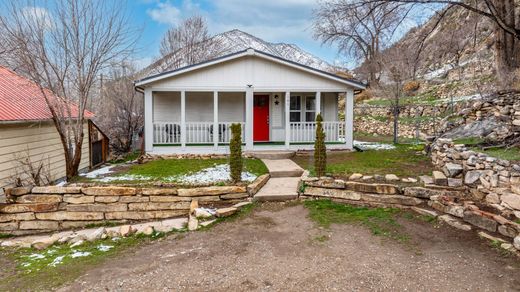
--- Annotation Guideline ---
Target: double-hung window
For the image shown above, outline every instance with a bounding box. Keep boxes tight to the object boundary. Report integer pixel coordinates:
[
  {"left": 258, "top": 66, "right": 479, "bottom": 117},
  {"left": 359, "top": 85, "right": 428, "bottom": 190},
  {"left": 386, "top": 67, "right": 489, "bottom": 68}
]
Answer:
[{"left": 290, "top": 95, "right": 317, "bottom": 122}]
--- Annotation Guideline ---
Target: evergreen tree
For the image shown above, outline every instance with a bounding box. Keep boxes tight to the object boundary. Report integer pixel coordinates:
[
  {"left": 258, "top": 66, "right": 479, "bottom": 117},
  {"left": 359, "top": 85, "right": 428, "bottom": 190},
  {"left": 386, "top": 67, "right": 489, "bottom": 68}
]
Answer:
[
  {"left": 314, "top": 114, "right": 327, "bottom": 177},
  {"left": 229, "top": 123, "right": 243, "bottom": 183}
]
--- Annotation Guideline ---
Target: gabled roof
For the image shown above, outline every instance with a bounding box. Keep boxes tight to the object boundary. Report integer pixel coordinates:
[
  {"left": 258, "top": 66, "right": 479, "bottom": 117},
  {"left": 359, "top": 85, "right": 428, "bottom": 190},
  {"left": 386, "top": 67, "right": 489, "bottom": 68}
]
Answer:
[
  {"left": 0, "top": 66, "right": 94, "bottom": 122},
  {"left": 135, "top": 48, "right": 366, "bottom": 90}
]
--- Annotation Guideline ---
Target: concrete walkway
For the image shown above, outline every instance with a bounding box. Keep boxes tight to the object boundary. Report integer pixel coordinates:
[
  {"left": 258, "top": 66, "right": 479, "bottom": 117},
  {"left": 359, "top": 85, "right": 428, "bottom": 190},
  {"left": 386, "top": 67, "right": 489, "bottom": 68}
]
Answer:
[{"left": 254, "top": 159, "right": 304, "bottom": 201}]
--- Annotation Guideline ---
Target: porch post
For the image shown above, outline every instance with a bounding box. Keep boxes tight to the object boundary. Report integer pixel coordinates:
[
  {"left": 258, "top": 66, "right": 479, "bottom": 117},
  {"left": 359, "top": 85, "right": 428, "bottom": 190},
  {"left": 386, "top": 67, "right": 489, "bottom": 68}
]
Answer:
[
  {"left": 180, "top": 90, "right": 186, "bottom": 148},
  {"left": 245, "top": 87, "right": 254, "bottom": 150},
  {"left": 213, "top": 91, "right": 219, "bottom": 150},
  {"left": 316, "top": 91, "right": 321, "bottom": 117},
  {"left": 144, "top": 88, "right": 153, "bottom": 153},
  {"left": 345, "top": 90, "right": 354, "bottom": 149},
  {"left": 285, "top": 91, "right": 290, "bottom": 149}
]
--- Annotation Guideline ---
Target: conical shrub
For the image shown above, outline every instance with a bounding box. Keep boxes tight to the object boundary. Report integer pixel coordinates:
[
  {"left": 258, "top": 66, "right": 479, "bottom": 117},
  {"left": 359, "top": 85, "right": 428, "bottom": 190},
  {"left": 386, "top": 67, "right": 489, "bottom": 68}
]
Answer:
[{"left": 314, "top": 113, "right": 327, "bottom": 177}]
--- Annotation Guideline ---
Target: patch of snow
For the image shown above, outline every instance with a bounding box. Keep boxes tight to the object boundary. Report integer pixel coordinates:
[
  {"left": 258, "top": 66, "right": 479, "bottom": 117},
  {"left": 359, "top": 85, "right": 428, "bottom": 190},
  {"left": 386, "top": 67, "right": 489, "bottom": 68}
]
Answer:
[
  {"left": 55, "top": 181, "right": 67, "bottom": 187},
  {"left": 70, "top": 251, "right": 91, "bottom": 258},
  {"left": 49, "top": 255, "right": 64, "bottom": 267},
  {"left": 353, "top": 140, "right": 396, "bottom": 151},
  {"left": 94, "top": 174, "right": 152, "bottom": 183},
  {"left": 168, "top": 164, "right": 257, "bottom": 185},
  {"left": 436, "top": 93, "right": 482, "bottom": 104},
  {"left": 28, "top": 253, "right": 45, "bottom": 260},
  {"left": 80, "top": 165, "right": 115, "bottom": 179},
  {"left": 97, "top": 244, "right": 113, "bottom": 252},
  {"left": 70, "top": 240, "right": 84, "bottom": 248}
]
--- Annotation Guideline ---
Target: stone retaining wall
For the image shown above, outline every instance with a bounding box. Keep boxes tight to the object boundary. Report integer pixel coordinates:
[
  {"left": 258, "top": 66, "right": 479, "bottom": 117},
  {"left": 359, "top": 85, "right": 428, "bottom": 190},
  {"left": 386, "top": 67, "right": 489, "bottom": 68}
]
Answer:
[
  {"left": 300, "top": 176, "right": 520, "bottom": 252},
  {"left": 430, "top": 139, "right": 520, "bottom": 218},
  {"left": 0, "top": 174, "right": 269, "bottom": 235}
]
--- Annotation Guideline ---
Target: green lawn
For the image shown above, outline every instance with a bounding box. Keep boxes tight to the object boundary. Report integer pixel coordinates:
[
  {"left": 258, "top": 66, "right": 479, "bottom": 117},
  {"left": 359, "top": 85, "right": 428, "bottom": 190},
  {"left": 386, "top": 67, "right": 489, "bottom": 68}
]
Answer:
[
  {"left": 292, "top": 144, "right": 432, "bottom": 178},
  {"left": 125, "top": 158, "right": 268, "bottom": 179},
  {"left": 454, "top": 138, "right": 520, "bottom": 161}
]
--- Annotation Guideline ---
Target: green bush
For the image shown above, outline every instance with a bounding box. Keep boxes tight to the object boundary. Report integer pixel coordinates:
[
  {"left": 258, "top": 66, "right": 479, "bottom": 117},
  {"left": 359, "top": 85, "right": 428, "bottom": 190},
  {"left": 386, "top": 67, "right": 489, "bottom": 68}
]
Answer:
[
  {"left": 229, "top": 123, "right": 243, "bottom": 183},
  {"left": 314, "top": 113, "right": 327, "bottom": 177}
]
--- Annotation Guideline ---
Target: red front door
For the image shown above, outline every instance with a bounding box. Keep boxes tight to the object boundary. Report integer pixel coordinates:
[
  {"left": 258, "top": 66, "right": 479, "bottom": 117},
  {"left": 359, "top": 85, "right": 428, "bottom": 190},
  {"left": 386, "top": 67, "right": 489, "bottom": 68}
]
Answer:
[{"left": 253, "top": 95, "right": 269, "bottom": 142}]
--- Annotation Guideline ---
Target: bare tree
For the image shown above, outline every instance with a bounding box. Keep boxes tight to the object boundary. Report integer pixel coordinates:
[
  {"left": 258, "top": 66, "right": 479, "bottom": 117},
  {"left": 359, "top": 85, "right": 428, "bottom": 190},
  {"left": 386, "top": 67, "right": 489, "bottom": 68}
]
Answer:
[
  {"left": 157, "top": 15, "right": 223, "bottom": 71},
  {"left": 313, "top": 0, "right": 412, "bottom": 84},
  {"left": 0, "top": 0, "right": 137, "bottom": 179},
  {"left": 96, "top": 62, "right": 144, "bottom": 154},
  {"left": 354, "top": 0, "right": 520, "bottom": 88}
]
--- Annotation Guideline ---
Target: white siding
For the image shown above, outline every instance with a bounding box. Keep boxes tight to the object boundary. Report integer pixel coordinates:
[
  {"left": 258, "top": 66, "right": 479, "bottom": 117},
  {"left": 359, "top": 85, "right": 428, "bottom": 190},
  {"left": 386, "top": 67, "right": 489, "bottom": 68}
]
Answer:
[
  {"left": 150, "top": 56, "right": 349, "bottom": 91},
  {"left": 0, "top": 121, "right": 90, "bottom": 193}
]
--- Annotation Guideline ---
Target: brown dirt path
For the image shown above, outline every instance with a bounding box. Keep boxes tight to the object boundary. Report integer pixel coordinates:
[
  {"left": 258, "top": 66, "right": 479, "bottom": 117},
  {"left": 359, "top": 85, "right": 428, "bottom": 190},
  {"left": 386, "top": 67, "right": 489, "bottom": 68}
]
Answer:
[{"left": 59, "top": 203, "right": 519, "bottom": 291}]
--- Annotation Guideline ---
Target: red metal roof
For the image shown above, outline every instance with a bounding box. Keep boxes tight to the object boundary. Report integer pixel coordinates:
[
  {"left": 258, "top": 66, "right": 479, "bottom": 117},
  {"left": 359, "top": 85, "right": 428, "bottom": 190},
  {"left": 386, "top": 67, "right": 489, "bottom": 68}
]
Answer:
[{"left": 0, "top": 66, "right": 94, "bottom": 122}]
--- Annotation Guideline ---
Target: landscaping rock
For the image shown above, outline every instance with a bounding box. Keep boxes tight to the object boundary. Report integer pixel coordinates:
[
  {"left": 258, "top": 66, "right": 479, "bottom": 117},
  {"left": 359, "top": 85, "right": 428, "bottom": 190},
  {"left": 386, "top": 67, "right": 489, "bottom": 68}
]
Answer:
[
  {"left": 464, "top": 171, "right": 482, "bottom": 185},
  {"left": 307, "top": 179, "right": 346, "bottom": 189},
  {"left": 120, "top": 225, "right": 136, "bottom": 237},
  {"left": 149, "top": 196, "right": 189, "bottom": 202},
  {"left": 15, "top": 194, "right": 62, "bottom": 204},
  {"left": 216, "top": 207, "right": 237, "bottom": 217},
  {"left": 411, "top": 207, "right": 438, "bottom": 217},
  {"left": 304, "top": 187, "right": 361, "bottom": 201},
  {"left": 105, "top": 210, "right": 186, "bottom": 220},
  {"left": 419, "top": 175, "right": 434, "bottom": 185},
  {"left": 141, "top": 188, "right": 178, "bottom": 196},
  {"left": 478, "top": 231, "right": 507, "bottom": 243},
  {"left": 32, "top": 186, "right": 81, "bottom": 194},
  {"left": 127, "top": 202, "right": 190, "bottom": 211},
  {"left": 189, "top": 200, "right": 199, "bottom": 213},
  {"left": 432, "top": 171, "right": 448, "bottom": 186},
  {"left": 6, "top": 187, "right": 32, "bottom": 196},
  {"left": 463, "top": 211, "right": 497, "bottom": 232},
  {"left": 63, "top": 195, "right": 95, "bottom": 204},
  {"left": 142, "top": 226, "right": 155, "bottom": 235},
  {"left": 0, "top": 203, "right": 58, "bottom": 213},
  {"left": 194, "top": 208, "right": 214, "bottom": 218},
  {"left": 160, "top": 218, "right": 188, "bottom": 230},
  {"left": 66, "top": 203, "right": 128, "bottom": 212},
  {"left": 444, "top": 204, "right": 464, "bottom": 218},
  {"left": 19, "top": 220, "right": 59, "bottom": 230},
  {"left": 443, "top": 163, "right": 463, "bottom": 178},
  {"left": 32, "top": 235, "right": 59, "bottom": 250},
  {"left": 500, "top": 193, "right": 520, "bottom": 210},
  {"left": 35, "top": 211, "right": 104, "bottom": 221},
  {"left": 448, "top": 178, "right": 463, "bottom": 187},
  {"left": 85, "top": 228, "right": 106, "bottom": 242},
  {"left": 385, "top": 174, "right": 399, "bottom": 182},
  {"left": 498, "top": 225, "right": 518, "bottom": 238},
  {"left": 514, "top": 235, "right": 520, "bottom": 250},
  {"left": 188, "top": 216, "right": 198, "bottom": 231},
  {"left": 348, "top": 173, "right": 363, "bottom": 180},
  {"left": 233, "top": 201, "right": 252, "bottom": 209},
  {"left": 0, "top": 222, "right": 19, "bottom": 231},
  {"left": 0, "top": 212, "right": 35, "bottom": 222},
  {"left": 438, "top": 215, "right": 472, "bottom": 231},
  {"left": 177, "top": 186, "right": 246, "bottom": 197},
  {"left": 247, "top": 174, "right": 270, "bottom": 195},
  {"left": 359, "top": 194, "right": 423, "bottom": 206},
  {"left": 82, "top": 186, "right": 137, "bottom": 196},
  {"left": 94, "top": 196, "right": 120, "bottom": 203},
  {"left": 199, "top": 219, "right": 217, "bottom": 227},
  {"left": 220, "top": 193, "right": 249, "bottom": 200},
  {"left": 345, "top": 182, "right": 399, "bottom": 195}
]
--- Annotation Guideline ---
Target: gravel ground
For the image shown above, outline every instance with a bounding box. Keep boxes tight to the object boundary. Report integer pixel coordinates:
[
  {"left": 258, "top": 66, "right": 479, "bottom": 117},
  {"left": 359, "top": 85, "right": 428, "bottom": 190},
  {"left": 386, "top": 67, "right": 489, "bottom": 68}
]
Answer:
[{"left": 60, "top": 203, "right": 520, "bottom": 291}]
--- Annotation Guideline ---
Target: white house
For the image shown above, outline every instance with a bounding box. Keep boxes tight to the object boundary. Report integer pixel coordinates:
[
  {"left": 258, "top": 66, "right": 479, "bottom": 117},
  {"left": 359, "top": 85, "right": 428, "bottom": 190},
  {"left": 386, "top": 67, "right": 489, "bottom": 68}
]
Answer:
[{"left": 135, "top": 48, "right": 365, "bottom": 154}]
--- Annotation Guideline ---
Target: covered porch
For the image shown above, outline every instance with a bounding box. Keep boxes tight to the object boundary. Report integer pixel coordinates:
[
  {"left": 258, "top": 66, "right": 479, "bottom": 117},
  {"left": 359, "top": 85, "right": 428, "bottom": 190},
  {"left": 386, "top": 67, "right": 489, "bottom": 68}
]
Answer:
[{"left": 144, "top": 88, "right": 354, "bottom": 154}]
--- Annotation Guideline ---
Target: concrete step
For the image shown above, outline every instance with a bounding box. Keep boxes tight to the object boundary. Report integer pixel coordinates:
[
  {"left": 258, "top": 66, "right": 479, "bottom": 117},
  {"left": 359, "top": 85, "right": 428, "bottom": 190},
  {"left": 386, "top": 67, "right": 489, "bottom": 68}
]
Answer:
[
  {"left": 253, "top": 177, "right": 300, "bottom": 201},
  {"left": 246, "top": 151, "right": 295, "bottom": 160},
  {"left": 261, "top": 159, "right": 304, "bottom": 178}
]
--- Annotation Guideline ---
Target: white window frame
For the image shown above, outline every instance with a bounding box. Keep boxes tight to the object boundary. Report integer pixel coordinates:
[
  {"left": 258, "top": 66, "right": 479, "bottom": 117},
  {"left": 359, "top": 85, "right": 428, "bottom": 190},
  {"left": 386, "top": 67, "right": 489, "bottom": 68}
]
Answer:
[
  {"left": 304, "top": 95, "right": 316, "bottom": 122},
  {"left": 289, "top": 95, "right": 302, "bottom": 122},
  {"left": 289, "top": 95, "right": 318, "bottom": 122}
]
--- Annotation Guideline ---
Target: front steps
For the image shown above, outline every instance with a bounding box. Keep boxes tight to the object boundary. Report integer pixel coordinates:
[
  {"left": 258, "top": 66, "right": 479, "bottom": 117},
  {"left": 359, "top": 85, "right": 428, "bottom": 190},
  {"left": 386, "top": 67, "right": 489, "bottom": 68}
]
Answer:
[
  {"left": 254, "top": 158, "right": 304, "bottom": 201},
  {"left": 260, "top": 159, "right": 304, "bottom": 178}
]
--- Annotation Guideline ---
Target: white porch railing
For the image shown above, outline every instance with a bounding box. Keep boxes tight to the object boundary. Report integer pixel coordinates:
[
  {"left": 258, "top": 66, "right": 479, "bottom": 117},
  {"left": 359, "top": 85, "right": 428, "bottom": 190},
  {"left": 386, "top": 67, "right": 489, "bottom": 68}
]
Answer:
[
  {"left": 290, "top": 121, "right": 344, "bottom": 143},
  {"left": 153, "top": 122, "right": 245, "bottom": 145},
  {"left": 218, "top": 122, "right": 246, "bottom": 143},
  {"left": 153, "top": 122, "right": 181, "bottom": 144}
]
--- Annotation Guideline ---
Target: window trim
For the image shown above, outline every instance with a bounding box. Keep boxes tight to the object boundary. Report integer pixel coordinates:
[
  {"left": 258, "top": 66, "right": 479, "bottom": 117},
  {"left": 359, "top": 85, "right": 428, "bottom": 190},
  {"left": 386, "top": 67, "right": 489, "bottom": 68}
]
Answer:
[{"left": 289, "top": 94, "right": 318, "bottom": 122}]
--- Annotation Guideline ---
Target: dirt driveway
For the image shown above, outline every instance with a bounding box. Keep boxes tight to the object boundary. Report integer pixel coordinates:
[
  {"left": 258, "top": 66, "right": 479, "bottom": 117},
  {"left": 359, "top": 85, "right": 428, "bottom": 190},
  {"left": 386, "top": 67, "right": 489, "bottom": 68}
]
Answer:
[{"left": 60, "top": 203, "right": 519, "bottom": 291}]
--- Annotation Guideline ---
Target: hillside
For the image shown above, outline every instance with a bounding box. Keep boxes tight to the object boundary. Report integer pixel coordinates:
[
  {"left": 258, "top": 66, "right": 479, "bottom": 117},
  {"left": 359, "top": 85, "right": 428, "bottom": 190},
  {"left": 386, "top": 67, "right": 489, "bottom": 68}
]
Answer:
[{"left": 141, "top": 29, "right": 337, "bottom": 77}]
